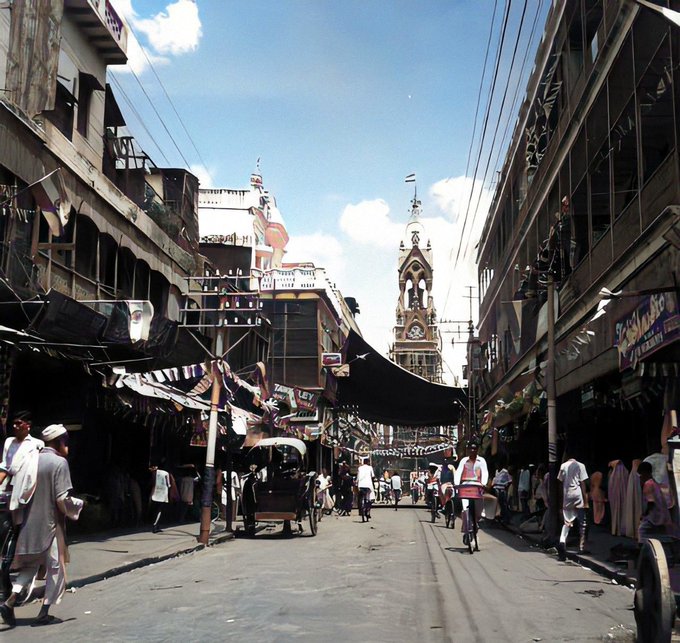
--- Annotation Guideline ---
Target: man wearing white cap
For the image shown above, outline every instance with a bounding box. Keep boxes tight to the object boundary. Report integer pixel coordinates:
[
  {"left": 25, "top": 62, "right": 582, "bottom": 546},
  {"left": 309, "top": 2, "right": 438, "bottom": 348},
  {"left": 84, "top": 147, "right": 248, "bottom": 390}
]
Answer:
[{"left": 0, "top": 424, "right": 82, "bottom": 628}]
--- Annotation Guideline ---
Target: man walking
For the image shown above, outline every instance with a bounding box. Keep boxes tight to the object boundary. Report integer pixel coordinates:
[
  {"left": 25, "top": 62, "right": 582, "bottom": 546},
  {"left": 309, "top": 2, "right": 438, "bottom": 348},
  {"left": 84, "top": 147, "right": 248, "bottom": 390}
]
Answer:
[
  {"left": 391, "top": 470, "right": 402, "bottom": 511},
  {"left": 0, "top": 411, "right": 43, "bottom": 600},
  {"left": 557, "top": 452, "right": 588, "bottom": 560},
  {"left": 0, "top": 424, "right": 82, "bottom": 627},
  {"left": 356, "top": 458, "right": 376, "bottom": 521}
]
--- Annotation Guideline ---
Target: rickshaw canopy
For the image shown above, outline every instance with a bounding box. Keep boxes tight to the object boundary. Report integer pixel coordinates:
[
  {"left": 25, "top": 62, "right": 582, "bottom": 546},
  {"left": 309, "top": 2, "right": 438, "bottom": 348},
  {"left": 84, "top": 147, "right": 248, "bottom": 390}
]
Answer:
[{"left": 251, "top": 437, "right": 307, "bottom": 456}]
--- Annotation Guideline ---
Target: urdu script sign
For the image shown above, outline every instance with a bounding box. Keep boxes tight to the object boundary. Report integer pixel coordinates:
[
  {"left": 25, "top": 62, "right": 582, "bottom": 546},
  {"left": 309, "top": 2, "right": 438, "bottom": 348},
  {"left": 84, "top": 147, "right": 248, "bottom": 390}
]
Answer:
[{"left": 615, "top": 292, "right": 680, "bottom": 370}]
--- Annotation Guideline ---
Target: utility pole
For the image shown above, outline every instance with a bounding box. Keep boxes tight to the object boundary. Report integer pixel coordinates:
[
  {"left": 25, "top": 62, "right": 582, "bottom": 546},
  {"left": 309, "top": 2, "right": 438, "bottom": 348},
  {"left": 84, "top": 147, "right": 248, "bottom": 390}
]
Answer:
[
  {"left": 545, "top": 274, "right": 559, "bottom": 540},
  {"left": 183, "top": 270, "right": 262, "bottom": 545},
  {"left": 199, "top": 325, "right": 226, "bottom": 544}
]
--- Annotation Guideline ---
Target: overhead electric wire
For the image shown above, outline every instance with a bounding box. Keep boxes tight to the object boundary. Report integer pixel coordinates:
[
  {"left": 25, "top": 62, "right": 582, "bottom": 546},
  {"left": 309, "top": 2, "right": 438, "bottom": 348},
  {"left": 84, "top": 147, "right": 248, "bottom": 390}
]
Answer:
[
  {"left": 108, "top": 74, "right": 170, "bottom": 165},
  {"left": 118, "top": 21, "right": 213, "bottom": 183},
  {"left": 452, "top": 0, "right": 513, "bottom": 273},
  {"left": 459, "top": 0, "right": 530, "bottom": 263},
  {"left": 487, "top": 0, "right": 544, "bottom": 187},
  {"left": 125, "top": 65, "right": 193, "bottom": 168},
  {"left": 442, "top": 0, "right": 501, "bottom": 316}
]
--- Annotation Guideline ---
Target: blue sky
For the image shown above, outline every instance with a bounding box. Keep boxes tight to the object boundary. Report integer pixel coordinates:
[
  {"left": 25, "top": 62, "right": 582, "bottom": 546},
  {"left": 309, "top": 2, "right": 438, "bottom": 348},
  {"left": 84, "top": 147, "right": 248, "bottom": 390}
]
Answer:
[{"left": 110, "top": 0, "right": 549, "bottom": 383}]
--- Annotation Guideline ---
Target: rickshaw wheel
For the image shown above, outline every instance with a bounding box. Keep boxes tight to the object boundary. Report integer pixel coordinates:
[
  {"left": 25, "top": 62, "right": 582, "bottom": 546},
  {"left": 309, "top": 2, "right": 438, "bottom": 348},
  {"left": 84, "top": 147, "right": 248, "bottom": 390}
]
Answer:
[
  {"left": 307, "top": 497, "right": 318, "bottom": 536},
  {"left": 634, "top": 538, "right": 675, "bottom": 643}
]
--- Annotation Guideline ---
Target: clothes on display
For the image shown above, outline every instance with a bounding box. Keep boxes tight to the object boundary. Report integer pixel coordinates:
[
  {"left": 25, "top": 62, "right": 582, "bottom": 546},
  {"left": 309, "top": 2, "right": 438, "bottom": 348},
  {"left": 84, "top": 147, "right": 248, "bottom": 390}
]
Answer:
[
  {"left": 589, "top": 471, "right": 606, "bottom": 525},
  {"left": 607, "top": 460, "right": 629, "bottom": 536},
  {"left": 622, "top": 460, "right": 642, "bottom": 541}
]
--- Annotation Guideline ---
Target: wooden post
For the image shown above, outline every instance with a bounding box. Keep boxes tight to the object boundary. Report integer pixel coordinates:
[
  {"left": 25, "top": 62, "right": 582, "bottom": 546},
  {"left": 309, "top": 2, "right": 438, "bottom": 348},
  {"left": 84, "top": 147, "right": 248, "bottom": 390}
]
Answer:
[
  {"left": 198, "top": 327, "right": 225, "bottom": 544},
  {"left": 546, "top": 275, "right": 560, "bottom": 540}
]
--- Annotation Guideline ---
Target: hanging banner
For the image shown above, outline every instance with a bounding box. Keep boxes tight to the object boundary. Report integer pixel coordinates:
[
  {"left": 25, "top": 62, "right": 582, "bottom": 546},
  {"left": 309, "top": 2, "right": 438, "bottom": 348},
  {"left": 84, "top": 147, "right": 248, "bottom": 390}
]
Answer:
[
  {"left": 616, "top": 292, "right": 680, "bottom": 370},
  {"left": 294, "top": 387, "right": 318, "bottom": 411}
]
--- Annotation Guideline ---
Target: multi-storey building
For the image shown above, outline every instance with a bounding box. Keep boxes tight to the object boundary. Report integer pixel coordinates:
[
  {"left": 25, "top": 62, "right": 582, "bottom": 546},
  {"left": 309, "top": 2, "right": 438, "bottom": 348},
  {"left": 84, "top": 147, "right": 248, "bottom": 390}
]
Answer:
[
  {"left": 197, "top": 176, "right": 362, "bottom": 469},
  {"left": 476, "top": 0, "right": 680, "bottom": 470},
  {"left": 0, "top": 1, "right": 208, "bottom": 526}
]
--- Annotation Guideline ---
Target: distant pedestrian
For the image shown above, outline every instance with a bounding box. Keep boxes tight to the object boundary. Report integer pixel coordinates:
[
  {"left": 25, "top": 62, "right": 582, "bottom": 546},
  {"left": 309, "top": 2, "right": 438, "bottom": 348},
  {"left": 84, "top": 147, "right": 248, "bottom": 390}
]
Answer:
[
  {"left": 149, "top": 465, "right": 171, "bottom": 533},
  {"left": 557, "top": 453, "right": 588, "bottom": 560},
  {"left": 0, "top": 424, "right": 83, "bottom": 628},
  {"left": 391, "top": 471, "right": 402, "bottom": 510},
  {"left": 356, "top": 458, "right": 376, "bottom": 521},
  {"left": 337, "top": 462, "right": 353, "bottom": 516},
  {"left": 492, "top": 463, "right": 512, "bottom": 523}
]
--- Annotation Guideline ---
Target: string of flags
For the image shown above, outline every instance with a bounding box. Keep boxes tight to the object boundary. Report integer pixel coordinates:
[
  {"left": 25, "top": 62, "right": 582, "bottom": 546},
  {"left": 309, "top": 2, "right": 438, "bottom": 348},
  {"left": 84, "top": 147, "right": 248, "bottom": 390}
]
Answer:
[{"left": 371, "top": 442, "right": 456, "bottom": 457}]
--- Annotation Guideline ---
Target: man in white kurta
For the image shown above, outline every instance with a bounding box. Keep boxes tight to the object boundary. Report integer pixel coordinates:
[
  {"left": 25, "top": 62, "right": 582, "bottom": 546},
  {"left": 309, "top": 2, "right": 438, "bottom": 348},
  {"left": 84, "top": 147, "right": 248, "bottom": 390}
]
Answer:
[{"left": 0, "top": 424, "right": 81, "bottom": 628}]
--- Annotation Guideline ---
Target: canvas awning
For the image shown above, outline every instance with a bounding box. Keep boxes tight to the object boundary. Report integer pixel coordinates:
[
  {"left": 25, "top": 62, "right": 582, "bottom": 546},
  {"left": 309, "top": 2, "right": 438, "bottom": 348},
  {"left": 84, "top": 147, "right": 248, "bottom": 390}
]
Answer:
[{"left": 333, "top": 330, "right": 466, "bottom": 426}]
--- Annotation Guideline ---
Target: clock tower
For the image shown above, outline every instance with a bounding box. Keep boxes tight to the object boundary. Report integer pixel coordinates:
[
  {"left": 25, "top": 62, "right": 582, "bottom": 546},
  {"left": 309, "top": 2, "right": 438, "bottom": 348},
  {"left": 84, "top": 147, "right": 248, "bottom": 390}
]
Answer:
[{"left": 390, "top": 195, "right": 444, "bottom": 383}]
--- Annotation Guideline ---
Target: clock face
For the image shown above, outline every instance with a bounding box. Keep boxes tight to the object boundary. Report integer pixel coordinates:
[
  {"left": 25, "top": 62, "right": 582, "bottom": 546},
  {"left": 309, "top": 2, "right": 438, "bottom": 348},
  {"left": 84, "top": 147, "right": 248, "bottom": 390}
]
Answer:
[{"left": 406, "top": 324, "right": 425, "bottom": 340}]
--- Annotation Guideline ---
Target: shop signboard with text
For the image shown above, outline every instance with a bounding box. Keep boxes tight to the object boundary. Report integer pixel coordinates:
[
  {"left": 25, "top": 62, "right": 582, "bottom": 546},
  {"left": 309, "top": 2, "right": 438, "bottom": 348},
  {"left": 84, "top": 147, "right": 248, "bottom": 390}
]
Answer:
[{"left": 615, "top": 291, "right": 679, "bottom": 370}]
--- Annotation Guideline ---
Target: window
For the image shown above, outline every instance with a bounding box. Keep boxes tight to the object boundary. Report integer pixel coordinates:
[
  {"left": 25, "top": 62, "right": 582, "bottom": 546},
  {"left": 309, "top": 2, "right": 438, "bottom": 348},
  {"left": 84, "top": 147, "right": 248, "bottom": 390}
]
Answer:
[
  {"left": 46, "top": 83, "right": 75, "bottom": 140},
  {"left": 74, "top": 216, "right": 98, "bottom": 279},
  {"left": 76, "top": 73, "right": 103, "bottom": 138},
  {"left": 565, "top": 4, "right": 584, "bottom": 92},
  {"left": 611, "top": 98, "right": 638, "bottom": 219},
  {"left": 99, "top": 234, "right": 117, "bottom": 293},
  {"left": 571, "top": 178, "right": 588, "bottom": 266},
  {"left": 589, "top": 142, "right": 610, "bottom": 245},
  {"left": 638, "top": 37, "right": 674, "bottom": 184},
  {"left": 134, "top": 261, "right": 150, "bottom": 300},
  {"left": 608, "top": 36, "right": 634, "bottom": 125},
  {"left": 584, "top": 1, "right": 603, "bottom": 64}
]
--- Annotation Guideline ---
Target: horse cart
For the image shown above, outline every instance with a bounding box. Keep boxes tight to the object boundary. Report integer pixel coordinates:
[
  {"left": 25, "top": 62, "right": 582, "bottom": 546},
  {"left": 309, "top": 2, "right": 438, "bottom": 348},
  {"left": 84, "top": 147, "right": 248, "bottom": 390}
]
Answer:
[{"left": 239, "top": 437, "right": 319, "bottom": 538}]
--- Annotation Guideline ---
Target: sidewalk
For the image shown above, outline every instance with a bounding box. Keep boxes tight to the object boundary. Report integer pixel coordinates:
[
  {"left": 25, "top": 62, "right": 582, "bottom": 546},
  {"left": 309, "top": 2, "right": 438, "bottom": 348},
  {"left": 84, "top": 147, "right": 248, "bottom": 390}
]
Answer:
[
  {"left": 63, "top": 520, "right": 234, "bottom": 590},
  {"left": 504, "top": 515, "right": 639, "bottom": 587}
]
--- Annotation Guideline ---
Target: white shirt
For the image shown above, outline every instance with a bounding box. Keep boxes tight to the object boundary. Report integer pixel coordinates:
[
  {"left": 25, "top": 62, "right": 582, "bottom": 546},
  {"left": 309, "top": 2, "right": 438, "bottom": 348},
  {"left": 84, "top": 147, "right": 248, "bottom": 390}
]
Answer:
[
  {"left": 151, "top": 469, "right": 171, "bottom": 503},
  {"left": 356, "top": 464, "right": 375, "bottom": 489},
  {"left": 557, "top": 459, "right": 588, "bottom": 509},
  {"left": 391, "top": 475, "right": 402, "bottom": 490}
]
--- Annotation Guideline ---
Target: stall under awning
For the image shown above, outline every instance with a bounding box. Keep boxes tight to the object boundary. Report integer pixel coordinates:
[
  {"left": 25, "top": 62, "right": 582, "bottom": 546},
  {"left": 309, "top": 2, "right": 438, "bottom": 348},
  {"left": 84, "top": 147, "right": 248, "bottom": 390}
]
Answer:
[{"left": 334, "top": 330, "right": 466, "bottom": 426}]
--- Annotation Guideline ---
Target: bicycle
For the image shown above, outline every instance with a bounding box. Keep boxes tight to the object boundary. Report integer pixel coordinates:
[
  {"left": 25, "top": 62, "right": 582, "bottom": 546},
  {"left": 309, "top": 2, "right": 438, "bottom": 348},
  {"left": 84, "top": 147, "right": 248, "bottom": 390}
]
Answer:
[
  {"left": 456, "top": 482, "right": 483, "bottom": 554},
  {"left": 463, "top": 498, "right": 479, "bottom": 553},
  {"left": 358, "top": 487, "right": 372, "bottom": 522}
]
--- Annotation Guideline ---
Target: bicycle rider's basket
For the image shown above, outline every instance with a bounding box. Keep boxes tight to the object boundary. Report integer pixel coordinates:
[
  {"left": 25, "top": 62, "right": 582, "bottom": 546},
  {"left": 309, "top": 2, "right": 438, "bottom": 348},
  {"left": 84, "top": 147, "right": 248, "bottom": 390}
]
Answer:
[{"left": 455, "top": 483, "right": 484, "bottom": 500}]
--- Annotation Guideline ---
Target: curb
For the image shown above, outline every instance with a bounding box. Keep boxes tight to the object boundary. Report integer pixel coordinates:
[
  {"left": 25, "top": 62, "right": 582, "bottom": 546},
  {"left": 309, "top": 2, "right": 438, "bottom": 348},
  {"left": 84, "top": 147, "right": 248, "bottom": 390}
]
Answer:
[
  {"left": 504, "top": 523, "right": 636, "bottom": 588},
  {"left": 66, "top": 530, "right": 235, "bottom": 591}
]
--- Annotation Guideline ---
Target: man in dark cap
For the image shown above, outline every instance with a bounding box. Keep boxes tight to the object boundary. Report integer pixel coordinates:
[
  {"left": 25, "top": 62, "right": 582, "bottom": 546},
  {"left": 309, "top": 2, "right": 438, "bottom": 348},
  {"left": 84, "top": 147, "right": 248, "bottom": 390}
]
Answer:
[
  {"left": 0, "top": 424, "right": 82, "bottom": 628},
  {"left": 0, "top": 411, "right": 43, "bottom": 601}
]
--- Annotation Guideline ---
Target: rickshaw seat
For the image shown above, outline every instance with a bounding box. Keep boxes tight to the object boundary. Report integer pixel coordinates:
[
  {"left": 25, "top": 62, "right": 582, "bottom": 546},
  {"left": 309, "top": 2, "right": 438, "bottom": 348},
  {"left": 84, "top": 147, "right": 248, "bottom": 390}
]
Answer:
[{"left": 263, "top": 478, "right": 302, "bottom": 494}]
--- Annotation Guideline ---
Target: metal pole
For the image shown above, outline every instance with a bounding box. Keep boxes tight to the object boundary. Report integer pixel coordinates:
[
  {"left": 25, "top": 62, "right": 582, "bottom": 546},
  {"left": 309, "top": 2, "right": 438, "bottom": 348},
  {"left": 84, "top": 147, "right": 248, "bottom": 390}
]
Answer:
[
  {"left": 546, "top": 275, "right": 560, "bottom": 540},
  {"left": 198, "top": 327, "right": 225, "bottom": 545}
]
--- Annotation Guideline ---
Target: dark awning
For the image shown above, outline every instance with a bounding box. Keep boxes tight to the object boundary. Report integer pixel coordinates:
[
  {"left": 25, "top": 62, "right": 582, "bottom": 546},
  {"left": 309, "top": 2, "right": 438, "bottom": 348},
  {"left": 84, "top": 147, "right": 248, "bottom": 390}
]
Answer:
[{"left": 334, "top": 330, "right": 466, "bottom": 426}]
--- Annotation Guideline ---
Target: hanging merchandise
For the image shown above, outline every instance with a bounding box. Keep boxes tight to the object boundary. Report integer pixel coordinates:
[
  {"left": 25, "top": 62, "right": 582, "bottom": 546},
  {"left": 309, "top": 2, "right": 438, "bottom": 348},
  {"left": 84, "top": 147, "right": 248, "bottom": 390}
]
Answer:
[
  {"left": 607, "top": 460, "right": 629, "bottom": 536},
  {"left": 622, "top": 460, "right": 642, "bottom": 540}
]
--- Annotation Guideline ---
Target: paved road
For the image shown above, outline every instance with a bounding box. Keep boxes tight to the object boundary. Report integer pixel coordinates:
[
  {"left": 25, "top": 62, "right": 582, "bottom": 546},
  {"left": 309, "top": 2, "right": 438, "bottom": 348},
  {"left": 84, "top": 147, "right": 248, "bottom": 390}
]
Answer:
[{"left": 2, "top": 504, "right": 636, "bottom": 642}]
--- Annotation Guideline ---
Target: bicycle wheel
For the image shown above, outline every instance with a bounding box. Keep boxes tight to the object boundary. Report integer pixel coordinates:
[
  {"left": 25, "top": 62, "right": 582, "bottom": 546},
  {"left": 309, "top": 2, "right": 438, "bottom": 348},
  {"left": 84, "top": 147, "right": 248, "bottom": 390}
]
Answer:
[
  {"left": 471, "top": 500, "right": 479, "bottom": 552},
  {"left": 307, "top": 497, "right": 318, "bottom": 536}
]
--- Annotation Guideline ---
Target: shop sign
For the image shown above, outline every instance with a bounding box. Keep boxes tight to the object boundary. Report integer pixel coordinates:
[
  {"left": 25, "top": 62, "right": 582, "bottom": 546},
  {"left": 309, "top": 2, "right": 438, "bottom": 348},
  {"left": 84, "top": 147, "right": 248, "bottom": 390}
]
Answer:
[
  {"left": 616, "top": 291, "right": 680, "bottom": 370},
  {"left": 293, "top": 387, "right": 318, "bottom": 411}
]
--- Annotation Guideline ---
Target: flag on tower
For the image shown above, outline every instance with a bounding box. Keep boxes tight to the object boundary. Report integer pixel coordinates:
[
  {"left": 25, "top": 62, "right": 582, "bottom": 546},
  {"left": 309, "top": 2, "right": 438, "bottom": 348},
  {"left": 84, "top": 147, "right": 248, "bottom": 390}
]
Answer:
[{"left": 405, "top": 173, "right": 416, "bottom": 183}]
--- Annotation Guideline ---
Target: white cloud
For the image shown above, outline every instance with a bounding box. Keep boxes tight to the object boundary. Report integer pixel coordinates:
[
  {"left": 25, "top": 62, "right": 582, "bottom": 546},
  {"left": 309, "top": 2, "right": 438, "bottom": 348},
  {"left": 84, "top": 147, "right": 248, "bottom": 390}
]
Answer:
[
  {"left": 135, "top": 0, "right": 202, "bottom": 55},
  {"left": 110, "top": 0, "right": 202, "bottom": 74},
  {"left": 284, "top": 232, "right": 347, "bottom": 285},
  {"left": 189, "top": 164, "right": 214, "bottom": 189},
  {"left": 339, "top": 198, "right": 402, "bottom": 248}
]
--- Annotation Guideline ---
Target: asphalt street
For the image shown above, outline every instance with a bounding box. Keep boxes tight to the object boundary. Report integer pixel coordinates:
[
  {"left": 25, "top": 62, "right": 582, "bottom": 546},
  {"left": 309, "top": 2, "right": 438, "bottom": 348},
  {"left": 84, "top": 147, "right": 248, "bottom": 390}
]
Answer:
[{"left": 2, "top": 504, "right": 636, "bottom": 642}]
